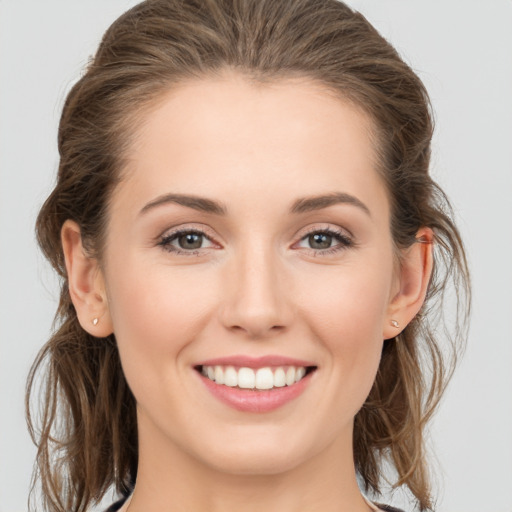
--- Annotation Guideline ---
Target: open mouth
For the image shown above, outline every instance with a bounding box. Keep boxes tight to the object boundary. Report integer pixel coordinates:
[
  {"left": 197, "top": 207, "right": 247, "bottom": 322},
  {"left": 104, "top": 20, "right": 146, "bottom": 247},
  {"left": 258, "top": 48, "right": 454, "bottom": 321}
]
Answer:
[{"left": 194, "top": 365, "right": 317, "bottom": 391}]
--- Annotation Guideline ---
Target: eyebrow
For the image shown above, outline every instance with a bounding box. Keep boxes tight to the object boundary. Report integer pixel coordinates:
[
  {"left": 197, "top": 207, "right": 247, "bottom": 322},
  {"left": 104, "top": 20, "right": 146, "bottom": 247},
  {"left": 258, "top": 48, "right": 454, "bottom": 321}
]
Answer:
[
  {"left": 140, "top": 193, "right": 228, "bottom": 216},
  {"left": 139, "top": 191, "right": 370, "bottom": 217},
  {"left": 290, "top": 192, "right": 371, "bottom": 216}
]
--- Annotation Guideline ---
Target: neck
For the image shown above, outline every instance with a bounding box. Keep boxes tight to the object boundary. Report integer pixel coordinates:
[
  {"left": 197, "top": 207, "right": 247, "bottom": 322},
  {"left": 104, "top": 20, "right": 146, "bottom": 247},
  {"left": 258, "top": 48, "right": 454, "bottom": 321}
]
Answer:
[{"left": 126, "top": 417, "right": 371, "bottom": 512}]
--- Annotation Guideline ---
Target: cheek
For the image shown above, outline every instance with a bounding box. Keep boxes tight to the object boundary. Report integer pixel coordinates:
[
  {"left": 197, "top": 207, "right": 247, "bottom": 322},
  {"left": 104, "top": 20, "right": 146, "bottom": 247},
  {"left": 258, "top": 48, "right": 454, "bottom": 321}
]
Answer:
[
  {"left": 302, "top": 262, "right": 392, "bottom": 343},
  {"left": 104, "top": 257, "right": 216, "bottom": 387},
  {"left": 298, "top": 259, "right": 393, "bottom": 408},
  {"left": 107, "top": 253, "right": 212, "bottom": 330}
]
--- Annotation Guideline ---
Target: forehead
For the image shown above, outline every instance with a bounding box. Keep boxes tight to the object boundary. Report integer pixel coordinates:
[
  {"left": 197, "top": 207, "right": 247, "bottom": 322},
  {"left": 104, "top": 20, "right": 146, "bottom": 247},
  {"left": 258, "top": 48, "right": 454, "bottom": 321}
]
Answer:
[
  {"left": 113, "top": 74, "right": 388, "bottom": 220},
  {"left": 128, "top": 74, "right": 377, "bottom": 162}
]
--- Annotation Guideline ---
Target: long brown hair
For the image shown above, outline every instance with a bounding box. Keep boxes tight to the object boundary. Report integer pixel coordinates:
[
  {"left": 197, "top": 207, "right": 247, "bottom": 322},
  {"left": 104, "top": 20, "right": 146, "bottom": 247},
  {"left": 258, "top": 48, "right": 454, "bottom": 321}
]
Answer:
[{"left": 27, "top": 1, "right": 470, "bottom": 511}]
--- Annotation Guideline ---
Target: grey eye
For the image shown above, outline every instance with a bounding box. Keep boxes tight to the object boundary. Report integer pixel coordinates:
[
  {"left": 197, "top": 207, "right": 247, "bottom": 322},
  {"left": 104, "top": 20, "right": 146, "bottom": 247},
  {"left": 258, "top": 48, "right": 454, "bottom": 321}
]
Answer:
[
  {"left": 177, "top": 233, "right": 204, "bottom": 249},
  {"left": 159, "top": 229, "right": 215, "bottom": 253},
  {"left": 308, "top": 233, "right": 333, "bottom": 249}
]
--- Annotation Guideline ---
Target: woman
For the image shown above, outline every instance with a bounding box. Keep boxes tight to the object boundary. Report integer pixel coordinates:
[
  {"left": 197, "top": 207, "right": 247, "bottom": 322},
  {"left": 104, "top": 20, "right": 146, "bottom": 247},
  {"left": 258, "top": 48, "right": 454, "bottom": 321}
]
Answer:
[{"left": 26, "top": 1, "right": 470, "bottom": 511}]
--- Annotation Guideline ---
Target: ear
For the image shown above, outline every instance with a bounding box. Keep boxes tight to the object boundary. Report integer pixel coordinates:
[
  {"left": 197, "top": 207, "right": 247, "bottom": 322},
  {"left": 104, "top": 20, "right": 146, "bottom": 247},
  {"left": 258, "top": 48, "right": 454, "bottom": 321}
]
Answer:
[
  {"left": 61, "top": 220, "right": 113, "bottom": 337},
  {"left": 383, "top": 227, "right": 434, "bottom": 340}
]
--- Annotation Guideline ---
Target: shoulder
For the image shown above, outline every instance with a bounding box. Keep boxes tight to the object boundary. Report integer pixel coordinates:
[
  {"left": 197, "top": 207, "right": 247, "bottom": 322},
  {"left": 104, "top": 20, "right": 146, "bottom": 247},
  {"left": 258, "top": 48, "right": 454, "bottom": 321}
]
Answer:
[
  {"left": 364, "top": 495, "right": 405, "bottom": 512},
  {"left": 104, "top": 495, "right": 129, "bottom": 512},
  {"left": 375, "top": 505, "right": 406, "bottom": 512},
  {"left": 102, "top": 496, "right": 405, "bottom": 512},
  {"left": 364, "top": 495, "right": 406, "bottom": 512}
]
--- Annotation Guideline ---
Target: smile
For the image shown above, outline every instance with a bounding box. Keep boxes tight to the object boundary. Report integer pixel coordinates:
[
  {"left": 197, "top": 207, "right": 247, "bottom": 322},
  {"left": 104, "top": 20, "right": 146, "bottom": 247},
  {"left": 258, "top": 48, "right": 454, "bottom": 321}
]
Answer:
[
  {"left": 198, "top": 365, "right": 312, "bottom": 390},
  {"left": 194, "top": 357, "right": 317, "bottom": 413}
]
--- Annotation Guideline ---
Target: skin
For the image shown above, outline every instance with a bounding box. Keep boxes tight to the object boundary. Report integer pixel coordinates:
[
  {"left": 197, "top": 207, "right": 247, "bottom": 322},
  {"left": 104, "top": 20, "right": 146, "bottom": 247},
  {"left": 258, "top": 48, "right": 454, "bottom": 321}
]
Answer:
[{"left": 62, "top": 73, "right": 432, "bottom": 512}]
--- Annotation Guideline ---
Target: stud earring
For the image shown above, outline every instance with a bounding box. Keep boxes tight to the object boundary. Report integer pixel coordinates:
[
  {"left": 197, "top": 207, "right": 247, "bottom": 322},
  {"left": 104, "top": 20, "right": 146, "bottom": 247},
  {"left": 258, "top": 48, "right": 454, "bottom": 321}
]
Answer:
[
  {"left": 92, "top": 318, "right": 99, "bottom": 326},
  {"left": 390, "top": 319, "right": 400, "bottom": 328}
]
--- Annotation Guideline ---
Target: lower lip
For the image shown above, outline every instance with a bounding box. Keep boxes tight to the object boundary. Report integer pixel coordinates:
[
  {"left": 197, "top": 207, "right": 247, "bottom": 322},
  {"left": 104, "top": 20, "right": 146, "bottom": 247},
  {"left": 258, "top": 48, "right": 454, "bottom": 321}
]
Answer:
[{"left": 197, "top": 371, "right": 313, "bottom": 413}]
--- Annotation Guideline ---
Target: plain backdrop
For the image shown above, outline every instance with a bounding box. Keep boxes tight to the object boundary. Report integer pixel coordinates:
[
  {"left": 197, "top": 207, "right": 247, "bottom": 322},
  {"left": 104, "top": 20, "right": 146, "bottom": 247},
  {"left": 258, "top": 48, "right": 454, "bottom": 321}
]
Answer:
[{"left": 1, "top": 1, "right": 511, "bottom": 511}]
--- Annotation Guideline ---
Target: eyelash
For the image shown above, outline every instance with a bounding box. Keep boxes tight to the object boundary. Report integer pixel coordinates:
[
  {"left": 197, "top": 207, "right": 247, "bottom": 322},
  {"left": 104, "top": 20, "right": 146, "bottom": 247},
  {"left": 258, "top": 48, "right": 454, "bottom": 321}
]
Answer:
[
  {"left": 157, "top": 226, "right": 354, "bottom": 257},
  {"left": 298, "top": 226, "right": 354, "bottom": 256}
]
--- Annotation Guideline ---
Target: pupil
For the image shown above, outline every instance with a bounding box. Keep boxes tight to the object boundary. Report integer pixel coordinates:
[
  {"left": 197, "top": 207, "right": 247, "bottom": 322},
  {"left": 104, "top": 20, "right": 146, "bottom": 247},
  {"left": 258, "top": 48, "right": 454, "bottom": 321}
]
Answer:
[
  {"left": 310, "top": 233, "right": 332, "bottom": 249},
  {"left": 179, "top": 233, "right": 202, "bottom": 249}
]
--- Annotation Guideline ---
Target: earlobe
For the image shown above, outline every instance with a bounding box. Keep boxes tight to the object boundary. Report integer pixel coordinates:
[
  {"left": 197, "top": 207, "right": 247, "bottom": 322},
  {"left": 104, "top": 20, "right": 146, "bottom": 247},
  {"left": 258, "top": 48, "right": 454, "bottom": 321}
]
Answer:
[
  {"left": 383, "top": 227, "right": 434, "bottom": 340},
  {"left": 61, "top": 220, "right": 113, "bottom": 337}
]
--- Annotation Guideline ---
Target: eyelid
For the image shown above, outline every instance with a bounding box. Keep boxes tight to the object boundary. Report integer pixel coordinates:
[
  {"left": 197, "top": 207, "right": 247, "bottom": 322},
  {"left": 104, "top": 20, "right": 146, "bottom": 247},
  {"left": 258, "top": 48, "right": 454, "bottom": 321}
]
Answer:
[
  {"left": 156, "top": 223, "right": 222, "bottom": 255},
  {"left": 158, "top": 223, "right": 219, "bottom": 242},
  {"left": 292, "top": 224, "right": 355, "bottom": 256},
  {"left": 297, "top": 223, "right": 353, "bottom": 240},
  {"left": 156, "top": 223, "right": 355, "bottom": 257}
]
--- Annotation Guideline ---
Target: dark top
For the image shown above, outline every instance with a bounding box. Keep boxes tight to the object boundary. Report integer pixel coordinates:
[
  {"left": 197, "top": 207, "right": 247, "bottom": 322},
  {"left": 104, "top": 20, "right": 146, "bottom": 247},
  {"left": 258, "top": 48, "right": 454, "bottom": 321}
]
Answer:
[
  {"left": 105, "top": 496, "right": 128, "bottom": 512},
  {"left": 105, "top": 495, "right": 405, "bottom": 512}
]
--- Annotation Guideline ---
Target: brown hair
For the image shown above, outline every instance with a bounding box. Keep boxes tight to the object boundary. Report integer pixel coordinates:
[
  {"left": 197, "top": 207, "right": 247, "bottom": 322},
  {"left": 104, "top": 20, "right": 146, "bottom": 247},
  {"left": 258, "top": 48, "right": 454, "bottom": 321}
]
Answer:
[{"left": 27, "top": 1, "right": 470, "bottom": 511}]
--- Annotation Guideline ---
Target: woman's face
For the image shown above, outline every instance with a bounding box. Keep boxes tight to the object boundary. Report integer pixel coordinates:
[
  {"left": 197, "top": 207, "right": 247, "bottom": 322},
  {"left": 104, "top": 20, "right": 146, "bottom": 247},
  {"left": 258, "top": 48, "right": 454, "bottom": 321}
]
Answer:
[{"left": 100, "top": 74, "right": 400, "bottom": 474}]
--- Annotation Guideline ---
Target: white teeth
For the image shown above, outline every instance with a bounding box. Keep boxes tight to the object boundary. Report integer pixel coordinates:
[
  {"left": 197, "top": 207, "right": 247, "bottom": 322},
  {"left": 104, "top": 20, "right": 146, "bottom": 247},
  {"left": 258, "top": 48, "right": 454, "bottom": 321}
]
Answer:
[
  {"left": 201, "top": 364, "right": 310, "bottom": 389},
  {"left": 285, "top": 367, "right": 296, "bottom": 386},
  {"left": 214, "top": 365, "right": 224, "bottom": 385},
  {"left": 255, "top": 367, "right": 274, "bottom": 390},
  {"left": 238, "top": 367, "right": 256, "bottom": 389},
  {"left": 295, "top": 367, "right": 306, "bottom": 382},
  {"left": 273, "top": 367, "right": 286, "bottom": 387},
  {"left": 224, "top": 366, "right": 237, "bottom": 387}
]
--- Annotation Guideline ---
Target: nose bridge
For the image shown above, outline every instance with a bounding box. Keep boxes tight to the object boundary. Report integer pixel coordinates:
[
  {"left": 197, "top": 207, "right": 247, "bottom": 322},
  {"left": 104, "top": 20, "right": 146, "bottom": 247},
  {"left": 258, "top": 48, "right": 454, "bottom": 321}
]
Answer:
[{"left": 220, "top": 236, "right": 291, "bottom": 338}]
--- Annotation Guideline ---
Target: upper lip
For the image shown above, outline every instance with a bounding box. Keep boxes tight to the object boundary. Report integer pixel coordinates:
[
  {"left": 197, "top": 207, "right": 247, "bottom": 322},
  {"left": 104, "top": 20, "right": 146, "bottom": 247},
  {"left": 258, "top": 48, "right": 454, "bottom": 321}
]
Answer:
[{"left": 195, "top": 355, "right": 317, "bottom": 369}]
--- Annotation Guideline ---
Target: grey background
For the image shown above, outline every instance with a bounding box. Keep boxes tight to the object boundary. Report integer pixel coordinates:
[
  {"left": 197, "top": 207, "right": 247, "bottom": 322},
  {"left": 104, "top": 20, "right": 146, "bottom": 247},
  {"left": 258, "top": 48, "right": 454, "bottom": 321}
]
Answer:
[{"left": 1, "top": 1, "right": 511, "bottom": 511}]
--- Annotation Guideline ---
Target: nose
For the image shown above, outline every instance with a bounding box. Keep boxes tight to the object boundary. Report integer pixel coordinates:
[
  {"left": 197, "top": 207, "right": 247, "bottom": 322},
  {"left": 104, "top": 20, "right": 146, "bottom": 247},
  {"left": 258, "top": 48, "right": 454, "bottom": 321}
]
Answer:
[{"left": 219, "top": 242, "right": 293, "bottom": 339}]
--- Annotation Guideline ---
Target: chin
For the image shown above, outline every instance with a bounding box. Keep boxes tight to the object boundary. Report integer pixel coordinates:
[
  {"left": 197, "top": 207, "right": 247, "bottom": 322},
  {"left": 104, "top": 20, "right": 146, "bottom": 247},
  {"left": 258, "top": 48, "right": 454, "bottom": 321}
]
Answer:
[
  {"left": 202, "top": 445, "right": 308, "bottom": 477},
  {"left": 184, "top": 424, "right": 324, "bottom": 477}
]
